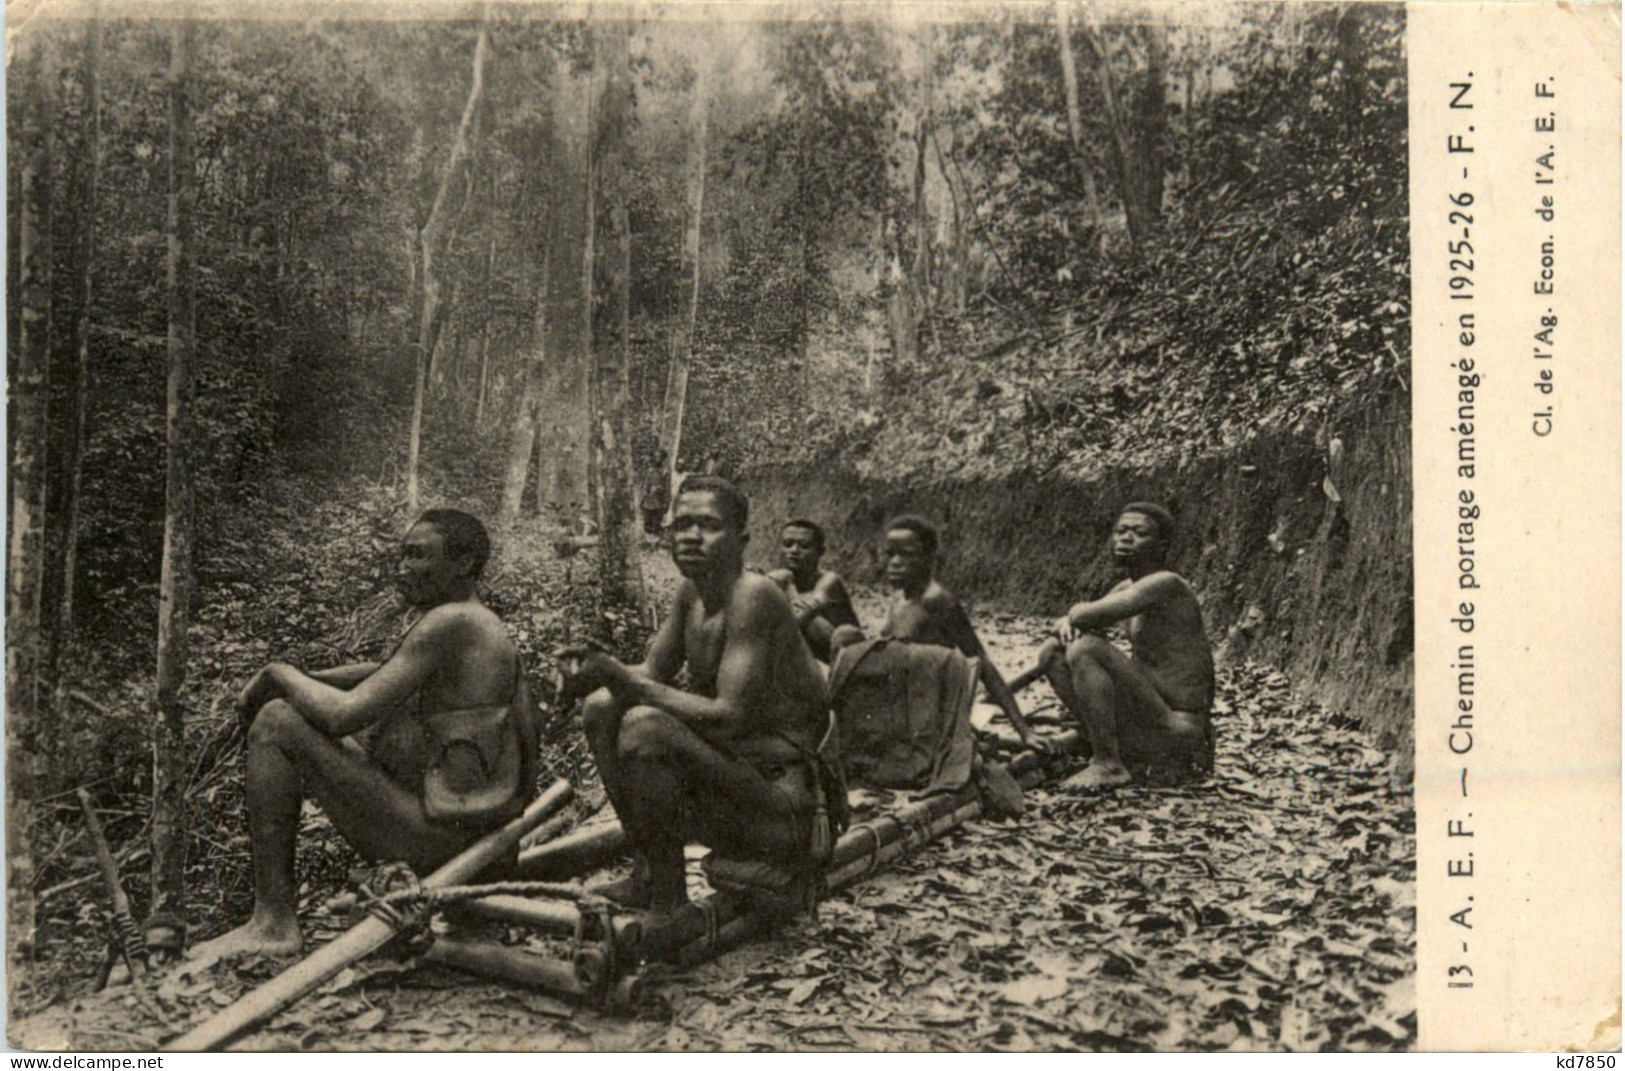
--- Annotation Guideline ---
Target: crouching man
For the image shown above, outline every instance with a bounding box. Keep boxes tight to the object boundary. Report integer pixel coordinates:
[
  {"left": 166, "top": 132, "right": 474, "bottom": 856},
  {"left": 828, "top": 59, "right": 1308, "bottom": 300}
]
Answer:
[
  {"left": 1040, "top": 502, "right": 1215, "bottom": 790},
  {"left": 766, "top": 518, "right": 860, "bottom": 662},
  {"left": 194, "top": 509, "right": 537, "bottom": 960},
  {"left": 561, "top": 477, "right": 832, "bottom": 916}
]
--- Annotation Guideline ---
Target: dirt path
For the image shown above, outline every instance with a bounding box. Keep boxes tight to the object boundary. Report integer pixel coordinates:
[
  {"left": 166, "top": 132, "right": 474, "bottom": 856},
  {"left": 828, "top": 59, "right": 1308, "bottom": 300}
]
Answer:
[{"left": 18, "top": 560, "right": 1414, "bottom": 1053}]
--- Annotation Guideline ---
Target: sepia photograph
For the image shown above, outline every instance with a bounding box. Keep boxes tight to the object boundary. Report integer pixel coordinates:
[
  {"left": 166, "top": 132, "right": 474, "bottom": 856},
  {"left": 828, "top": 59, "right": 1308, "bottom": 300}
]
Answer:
[{"left": 6, "top": 0, "right": 1419, "bottom": 1052}]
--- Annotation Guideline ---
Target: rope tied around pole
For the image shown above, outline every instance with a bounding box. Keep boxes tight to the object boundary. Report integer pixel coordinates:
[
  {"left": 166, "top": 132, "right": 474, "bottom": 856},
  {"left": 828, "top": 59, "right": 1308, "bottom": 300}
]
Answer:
[{"left": 348, "top": 863, "right": 598, "bottom": 955}]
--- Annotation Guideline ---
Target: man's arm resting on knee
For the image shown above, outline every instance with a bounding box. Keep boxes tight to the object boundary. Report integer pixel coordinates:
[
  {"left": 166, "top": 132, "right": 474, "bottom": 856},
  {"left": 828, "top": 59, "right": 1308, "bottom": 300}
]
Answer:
[
  {"left": 1063, "top": 573, "right": 1182, "bottom": 633},
  {"left": 241, "top": 661, "right": 381, "bottom": 723},
  {"left": 261, "top": 621, "right": 443, "bottom": 737},
  {"left": 567, "top": 585, "right": 778, "bottom": 738},
  {"left": 792, "top": 573, "right": 851, "bottom": 628},
  {"left": 308, "top": 662, "right": 382, "bottom": 689}
]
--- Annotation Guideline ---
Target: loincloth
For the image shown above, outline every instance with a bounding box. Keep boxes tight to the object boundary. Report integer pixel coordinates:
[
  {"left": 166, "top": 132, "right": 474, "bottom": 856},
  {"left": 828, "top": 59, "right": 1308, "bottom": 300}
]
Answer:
[
  {"left": 677, "top": 739, "right": 817, "bottom": 855},
  {"left": 693, "top": 730, "right": 843, "bottom": 916}
]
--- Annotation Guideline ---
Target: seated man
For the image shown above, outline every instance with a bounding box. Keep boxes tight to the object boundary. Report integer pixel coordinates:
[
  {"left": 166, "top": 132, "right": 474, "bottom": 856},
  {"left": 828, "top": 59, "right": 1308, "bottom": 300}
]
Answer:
[
  {"left": 1038, "top": 502, "right": 1215, "bottom": 790},
  {"left": 766, "top": 518, "right": 860, "bottom": 661},
  {"left": 561, "top": 477, "right": 829, "bottom": 916},
  {"left": 869, "top": 515, "right": 1047, "bottom": 754},
  {"left": 194, "top": 509, "right": 536, "bottom": 960}
]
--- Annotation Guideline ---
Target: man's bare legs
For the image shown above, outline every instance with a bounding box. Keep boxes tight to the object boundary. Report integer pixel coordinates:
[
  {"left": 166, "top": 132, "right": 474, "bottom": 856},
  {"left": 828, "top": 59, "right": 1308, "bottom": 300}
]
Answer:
[
  {"left": 192, "top": 700, "right": 468, "bottom": 960},
  {"left": 1043, "top": 635, "right": 1209, "bottom": 789},
  {"left": 584, "top": 691, "right": 808, "bottom": 913},
  {"left": 581, "top": 689, "right": 654, "bottom": 906}
]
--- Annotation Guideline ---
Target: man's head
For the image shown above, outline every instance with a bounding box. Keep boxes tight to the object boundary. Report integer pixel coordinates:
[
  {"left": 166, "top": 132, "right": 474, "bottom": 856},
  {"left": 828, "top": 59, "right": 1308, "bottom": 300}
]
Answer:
[
  {"left": 1111, "top": 501, "right": 1175, "bottom": 572},
  {"left": 883, "top": 514, "right": 939, "bottom": 590},
  {"left": 671, "top": 476, "right": 750, "bottom": 580},
  {"left": 400, "top": 508, "right": 490, "bottom": 607},
  {"left": 780, "top": 519, "right": 825, "bottom": 576}
]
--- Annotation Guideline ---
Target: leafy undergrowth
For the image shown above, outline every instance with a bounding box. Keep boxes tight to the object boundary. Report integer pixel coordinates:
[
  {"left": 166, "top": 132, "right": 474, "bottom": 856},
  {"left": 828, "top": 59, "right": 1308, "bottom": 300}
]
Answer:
[{"left": 16, "top": 595, "right": 1413, "bottom": 1053}]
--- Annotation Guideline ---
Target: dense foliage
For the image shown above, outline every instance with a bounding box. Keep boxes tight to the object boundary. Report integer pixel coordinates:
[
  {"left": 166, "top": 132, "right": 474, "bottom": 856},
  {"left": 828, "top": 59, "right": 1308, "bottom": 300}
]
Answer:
[{"left": 6, "top": 2, "right": 1407, "bottom": 1003}]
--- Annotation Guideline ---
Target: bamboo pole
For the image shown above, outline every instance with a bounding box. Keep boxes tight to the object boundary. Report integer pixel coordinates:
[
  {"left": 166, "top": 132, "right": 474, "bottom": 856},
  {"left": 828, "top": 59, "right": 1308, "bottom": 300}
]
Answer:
[
  {"left": 515, "top": 819, "right": 625, "bottom": 879},
  {"left": 458, "top": 893, "right": 644, "bottom": 956},
  {"left": 424, "top": 936, "right": 585, "bottom": 997},
  {"left": 423, "top": 935, "right": 647, "bottom": 1007},
  {"left": 164, "top": 780, "right": 574, "bottom": 1052}
]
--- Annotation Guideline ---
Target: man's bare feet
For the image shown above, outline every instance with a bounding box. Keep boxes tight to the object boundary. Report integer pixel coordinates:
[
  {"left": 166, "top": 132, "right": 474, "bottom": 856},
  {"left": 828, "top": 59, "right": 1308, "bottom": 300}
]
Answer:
[
  {"left": 1062, "top": 760, "right": 1133, "bottom": 792},
  {"left": 188, "top": 916, "right": 302, "bottom": 962}
]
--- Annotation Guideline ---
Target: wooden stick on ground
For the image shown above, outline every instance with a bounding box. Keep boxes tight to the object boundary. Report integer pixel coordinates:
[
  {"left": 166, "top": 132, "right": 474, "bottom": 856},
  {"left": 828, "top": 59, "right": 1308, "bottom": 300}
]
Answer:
[
  {"left": 164, "top": 779, "right": 574, "bottom": 1053},
  {"left": 76, "top": 789, "right": 147, "bottom": 982}
]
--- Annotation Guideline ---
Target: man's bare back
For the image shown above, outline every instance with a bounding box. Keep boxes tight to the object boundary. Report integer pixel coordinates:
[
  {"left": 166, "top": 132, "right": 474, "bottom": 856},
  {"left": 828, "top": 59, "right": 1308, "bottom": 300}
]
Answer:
[
  {"left": 361, "top": 603, "right": 520, "bottom": 784},
  {"left": 1103, "top": 573, "right": 1214, "bottom": 714}
]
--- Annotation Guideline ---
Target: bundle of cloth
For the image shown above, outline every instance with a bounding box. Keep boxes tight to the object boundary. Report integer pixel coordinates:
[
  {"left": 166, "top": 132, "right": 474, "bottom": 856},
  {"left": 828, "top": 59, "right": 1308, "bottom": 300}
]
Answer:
[{"left": 826, "top": 637, "right": 981, "bottom": 799}]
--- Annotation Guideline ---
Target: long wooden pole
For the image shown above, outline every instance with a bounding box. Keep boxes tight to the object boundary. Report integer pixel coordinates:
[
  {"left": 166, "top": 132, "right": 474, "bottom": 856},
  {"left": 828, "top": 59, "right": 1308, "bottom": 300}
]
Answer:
[
  {"left": 164, "top": 780, "right": 574, "bottom": 1052},
  {"left": 515, "top": 818, "right": 625, "bottom": 878}
]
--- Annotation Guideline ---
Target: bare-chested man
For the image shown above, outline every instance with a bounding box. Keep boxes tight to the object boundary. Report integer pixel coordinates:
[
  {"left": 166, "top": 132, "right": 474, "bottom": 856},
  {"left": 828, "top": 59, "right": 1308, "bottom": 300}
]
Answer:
[
  {"left": 871, "top": 515, "right": 1048, "bottom": 753},
  {"left": 1039, "top": 502, "right": 1215, "bottom": 790},
  {"left": 563, "top": 477, "right": 828, "bottom": 915},
  {"left": 194, "top": 509, "right": 536, "bottom": 960},
  {"left": 766, "top": 519, "right": 860, "bottom": 662}
]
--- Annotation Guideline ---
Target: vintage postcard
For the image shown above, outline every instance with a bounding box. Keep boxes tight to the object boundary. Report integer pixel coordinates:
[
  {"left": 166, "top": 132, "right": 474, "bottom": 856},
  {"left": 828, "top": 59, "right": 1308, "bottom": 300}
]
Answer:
[{"left": 1, "top": 0, "right": 1617, "bottom": 1055}]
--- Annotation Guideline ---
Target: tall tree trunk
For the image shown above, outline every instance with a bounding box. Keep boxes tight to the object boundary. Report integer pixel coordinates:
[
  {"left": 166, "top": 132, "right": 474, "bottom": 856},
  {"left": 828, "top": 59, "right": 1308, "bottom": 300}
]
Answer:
[
  {"left": 936, "top": 127, "right": 968, "bottom": 313},
  {"left": 1336, "top": 6, "right": 1366, "bottom": 140},
  {"left": 407, "top": 12, "right": 489, "bottom": 515},
  {"left": 930, "top": 126, "right": 969, "bottom": 314},
  {"left": 794, "top": 126, "right": 815, "bottom": 405},
  {"left": 588, "top": 19, "right": 646, "bottom": 616},
  {"left": 152, "top": 14, "right": 196, "bottom": 920},
  {"left": 659, "top": 54, "right": 709, "bottom": 505},
  {"left": 508, "top": 58, "right": 593, "bottom": 525},
  {"left": 1081, "top": 19, "right": 1150, "bottom": 250},
  {"left": 7, "top": 31, "right": 56, "bottom": 982},
  {"left": 51, "top": 6, "right": 103, "bottom": 711},
  {"left": 1136, "top": 23, "right": 1167, "bottom": 231},
  {"left": 1055, "top": 0, "right": 1106, "bottom": 240},
  {"left": 912, "top": 26, "right": 934, "bottom": 308}
]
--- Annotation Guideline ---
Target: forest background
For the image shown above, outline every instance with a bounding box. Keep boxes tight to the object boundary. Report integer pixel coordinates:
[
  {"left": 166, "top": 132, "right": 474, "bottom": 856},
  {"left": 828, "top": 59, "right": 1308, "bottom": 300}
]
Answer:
[{"left": 4, "top": 0, "right": 1409, "bottom": 1008}]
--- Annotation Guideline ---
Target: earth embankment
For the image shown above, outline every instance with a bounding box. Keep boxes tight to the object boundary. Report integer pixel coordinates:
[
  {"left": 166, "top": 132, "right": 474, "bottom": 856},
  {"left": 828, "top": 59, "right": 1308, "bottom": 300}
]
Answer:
[{"left": 743, "top": 396, "right": 1412, "bottom": 768}]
